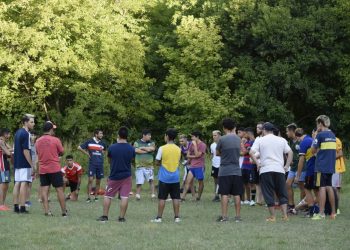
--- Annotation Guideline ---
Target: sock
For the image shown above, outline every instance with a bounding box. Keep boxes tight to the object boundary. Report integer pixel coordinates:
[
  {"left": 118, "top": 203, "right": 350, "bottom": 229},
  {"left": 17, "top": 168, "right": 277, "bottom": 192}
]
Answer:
[
  {"left": 251, "top": 190, "right": 256, "bottom": 201},
  {"left": 14, "top": 204, "right": 19, "bottom": 212},
  {"left": 20, "top": 206, "right": 26, "bottom": 212},
  {"left": 308, "top": 206, "right": 314, "bottom": 216}
]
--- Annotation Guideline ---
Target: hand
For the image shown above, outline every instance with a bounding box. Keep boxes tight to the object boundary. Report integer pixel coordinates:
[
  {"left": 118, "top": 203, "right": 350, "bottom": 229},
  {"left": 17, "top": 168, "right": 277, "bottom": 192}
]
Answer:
[
  {"left": 191, "top": 140, "right": 197, "bottom": 146},
  {"left": 294, "top": 176, "right": 299, "bottom": 184},
  {"left": 256, "top": 163, "right": 261, "bottom": 172},
  {"left": 283, "top": 165, "right": 289, "bottom": 172}
]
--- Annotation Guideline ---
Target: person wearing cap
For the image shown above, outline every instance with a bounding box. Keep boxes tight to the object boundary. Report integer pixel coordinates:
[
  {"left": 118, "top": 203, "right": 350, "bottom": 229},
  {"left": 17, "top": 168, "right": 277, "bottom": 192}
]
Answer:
[
  {"left": 250, "top": 122, "right": 293, "bottom": 222},
  {"left": 36, "top": 121, "right": 67, "bottom": 216}
]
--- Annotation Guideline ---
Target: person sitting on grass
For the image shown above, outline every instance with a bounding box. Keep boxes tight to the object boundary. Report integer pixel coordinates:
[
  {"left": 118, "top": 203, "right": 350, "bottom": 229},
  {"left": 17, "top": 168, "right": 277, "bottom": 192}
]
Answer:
[{"left": 61, "top": 155, "right": 83, "bottom": 201}]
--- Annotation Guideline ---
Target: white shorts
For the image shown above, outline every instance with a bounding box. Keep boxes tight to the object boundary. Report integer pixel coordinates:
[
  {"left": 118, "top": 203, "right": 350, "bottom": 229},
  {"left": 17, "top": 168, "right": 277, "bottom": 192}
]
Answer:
[
  {"left": 136, "top": 167, "right": 154, "bottom": 185},
  {"left": 332, "top": 173, "right": 342, "bottom": 188},
  {"left": 14, "top": 168, "right": 32, "bottom": 183}
]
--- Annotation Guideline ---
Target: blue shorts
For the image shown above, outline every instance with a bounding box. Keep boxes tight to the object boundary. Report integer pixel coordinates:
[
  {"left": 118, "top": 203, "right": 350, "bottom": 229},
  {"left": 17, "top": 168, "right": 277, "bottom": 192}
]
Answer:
[
  {"left": 287, "top": 170, "right": 306, "bottom": 182},
  {"left": 190, "top": 167, "right": 204, "bottom": 181},
  {"left": 88, "top": 164, "right": 104, "bottom": 179},
  {"left": 0, "top": 170, "right": 11, "bottom": 183}
]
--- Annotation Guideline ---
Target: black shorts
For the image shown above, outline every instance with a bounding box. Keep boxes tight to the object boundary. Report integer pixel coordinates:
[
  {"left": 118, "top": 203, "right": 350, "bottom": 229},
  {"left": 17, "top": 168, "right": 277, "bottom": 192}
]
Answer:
[
  {"left": 218, "top": 175, "right": 244, "bottom": 196},
  {"left": 304, "top": 175, "right": 316, "bottom": 190},
  {"left": 40, "top": 172, "right": 64, "bottom": 188},
  {"left": 260, "top": 172, "right": 288, "bottom": 207},
  {"left": 315, "top": 172, "right": 332, "bottom": 187},
  {"left": 211, "top": 167, "right": 219, "bottom": 178},
  {"left": 242, "top": 168, "right": 258, "bottom": 184},
  {"left": 158, "top": 181, "right": 180, "bottom": 200},
  {"left": 68, "top": 181, "right": 78, "bottom": 192}
]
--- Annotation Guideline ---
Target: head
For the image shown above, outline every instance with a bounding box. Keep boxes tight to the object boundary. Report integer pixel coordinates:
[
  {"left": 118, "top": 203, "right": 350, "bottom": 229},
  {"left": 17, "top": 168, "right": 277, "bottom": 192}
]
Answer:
[
  {"left": 190, "top": 131, "right": 202, "bottom": 142},
  {"left": 142, "top": 129, "right": 152, "bottom": 141},
  {"left": 286, "top": 123, "right": 297, "bottom": 139},
  {"left": 295, "top": 128, "right": 305, "bottom": 142},
  {"left": 312, "top": 128, "right": 317, "bottom": 139},
  {"left": 22, "top": 114, "right": 35, "bottom": 130},
  {"left": 316, "top": 115, "right": 330, "bottom": 131},
  {"left": 237, "top": 127, "right": 246, "bottom": 139},
  {"left": 244, "top": 127, "right": 255, "bottom": 140},
  {"left": 165, "top": 128, "right": 178, "bottom": 143},
  {"left": 256, "top": 122, "right": 264, "bottom": 136},
  {"left": 273, "top": 126, "right": 280, "bottom": 136},
  {"left": 179, "top": 134, "right": 188, "bottom": 146},
  {"left": 212, "top": 130, "right": 221, "bottom": 143},
  {"left": 94, "top": 129, "right": 103, "bottom": 140},
  {"left": 0, "top": 128, "right": 11, "bottom": 140},
  {"left": 30, "top": 131, "right": 38, "bottom": 143},
  {"left": 262, "top": 122, "right": 275, "bottom": 136},
  {"left": 222, "top": 118, "right": 236, "bottom": 134},
  {"left": 118, "top": 127, "right": 128, "bottom": 140},
  {"left": 66, "top": 155, "right": 74, "bottom": 167},
  {"left": 43, "top": 121, "right": 56, "bottom": 135}
]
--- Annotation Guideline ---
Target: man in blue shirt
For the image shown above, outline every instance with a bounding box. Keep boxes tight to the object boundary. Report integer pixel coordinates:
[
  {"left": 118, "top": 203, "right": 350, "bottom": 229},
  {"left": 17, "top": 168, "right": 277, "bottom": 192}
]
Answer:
[
  {"left": 311, "top": 115, "right": 336, "bottom": 220},
  {"left": 78, "top": 129, "right": 107, "bottom": 202},
  {"left": 13, "top": 114, "right": 35, "bottom": 213},
  {"left": 97, "top": 127, "right": 135, "bottom": 223}
]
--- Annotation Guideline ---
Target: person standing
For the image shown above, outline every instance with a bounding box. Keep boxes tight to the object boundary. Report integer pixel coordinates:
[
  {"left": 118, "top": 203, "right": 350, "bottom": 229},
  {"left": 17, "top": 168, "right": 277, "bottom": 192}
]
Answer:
[
  {"left": 216, "top": 118, "right": 243, "bottom": 222},
  {"left": 251, "top": 122, "right": 264, "bottom": 205},
  {"left": 332, "top": 136, "right": 346, "bottom": 214},
  {"left": 78, "top": 129, "right": 107, "bottom": 202},
  {"left": 36, "top": 121, "right": 67, "bottom": 216},
  {"left": 13, "top": 114, "right": 35, "bottom": 214},
  {"left": 250, "top": 122, "right": 293, "bottom": 222},
  {"left": 179, "top": 135, "right": 194, "bottom": 196},
  {"left": 210, "top": 130, "right": 221, "bottom": 202},
  {"left": 0, "top": 128, "right": 13, "bottom": 211},
  {"left": 97, "top": 127, "right": 135, "bottom": 222}
]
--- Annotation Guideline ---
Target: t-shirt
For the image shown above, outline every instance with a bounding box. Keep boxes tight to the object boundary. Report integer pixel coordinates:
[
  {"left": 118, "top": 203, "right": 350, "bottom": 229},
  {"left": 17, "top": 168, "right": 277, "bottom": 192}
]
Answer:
[
  {"left": 108, "top": 143, "right": 135, "bottom": 181},
  {"left": 242, "top": 140, "right": 255, "bottom": 170},
  {"left": 188, "top": 141, "right": 206, "bottom": 168},
  {"left": 80, "top": 138, "right": 106, "bottom": 166},
  {"left": 156, "top": 143, "right": 181, "bottom": 183},
  {"left": 312, "top": 130, "right": 336, "bottom": 174},
  {"left": 31, "top": 143, "right": 37, "bottom": 165},
  {"left": 14, "top": 128, "right": 32, "bottom": 169},
  {"left": 335, "top": 138, "right": 346, "bottom": 173},
  {"left": 216, "top": 134, "right": 241, "bottom": 177},
  {"left": 134, "top": 139, "right": 155, "bottom": 168},
  {"left": 210, "top": 142, "right": 221, "bottom": 168},
  {"left": 251, "top": 134, "right": 291, "bottom": 175},
  {"left": 180, "top": 142, "right": 191, "bottom": 159},
  {"left": 299, "top": 135, "right": 315, "bottom": 177},
  {"left": 61, "top": 162, "right": 83, "bottom": 183},
  {"left": 36, "top": 135, "right": 64, "bottom": 174},
  {"left": 289, "top": 139, "right": 300, "bottom": 172}
]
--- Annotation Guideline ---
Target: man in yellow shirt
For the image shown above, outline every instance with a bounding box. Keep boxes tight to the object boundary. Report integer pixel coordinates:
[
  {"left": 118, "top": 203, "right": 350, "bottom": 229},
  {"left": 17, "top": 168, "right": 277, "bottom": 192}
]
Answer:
[{"left": 332, "top": 137, "right": 346, "bottom": 214}]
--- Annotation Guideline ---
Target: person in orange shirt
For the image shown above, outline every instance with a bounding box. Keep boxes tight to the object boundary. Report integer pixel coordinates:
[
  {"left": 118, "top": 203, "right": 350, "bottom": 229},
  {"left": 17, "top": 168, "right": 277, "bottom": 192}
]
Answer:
[
  {"left": 332, "top": 137, "right": 346, "bottom": 214},
  {"left": 62, "top": 155, "right": 83, "bottom": 201}
]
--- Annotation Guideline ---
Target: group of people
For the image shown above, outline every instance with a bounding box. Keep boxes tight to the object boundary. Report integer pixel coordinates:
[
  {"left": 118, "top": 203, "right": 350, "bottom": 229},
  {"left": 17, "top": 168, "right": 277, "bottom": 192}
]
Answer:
[{"left": 0, "top": 114, "right": 346, "bottom": 223}]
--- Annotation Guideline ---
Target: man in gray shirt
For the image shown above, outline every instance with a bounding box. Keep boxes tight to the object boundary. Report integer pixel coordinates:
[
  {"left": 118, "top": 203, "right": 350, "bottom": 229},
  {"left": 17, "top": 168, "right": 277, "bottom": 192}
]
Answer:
[{"left": 216, "top": 118, "right": 243, "bottom": 222}]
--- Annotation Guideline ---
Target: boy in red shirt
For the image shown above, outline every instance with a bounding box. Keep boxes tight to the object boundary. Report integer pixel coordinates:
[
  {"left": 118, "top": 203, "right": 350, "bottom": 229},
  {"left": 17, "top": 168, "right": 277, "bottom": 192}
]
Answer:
[{"left": 62, "top": 155, "right": 83, "bottom": 201}]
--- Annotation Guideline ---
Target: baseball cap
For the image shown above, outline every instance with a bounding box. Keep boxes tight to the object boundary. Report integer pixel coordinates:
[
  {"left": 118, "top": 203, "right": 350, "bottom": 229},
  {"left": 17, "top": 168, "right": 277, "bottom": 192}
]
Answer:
[
  {"left": 43, "top": 121, "right": 57, "bottom": 132},
  {"left": 262, "top": 122, "right": 275, "bottom": 132}
]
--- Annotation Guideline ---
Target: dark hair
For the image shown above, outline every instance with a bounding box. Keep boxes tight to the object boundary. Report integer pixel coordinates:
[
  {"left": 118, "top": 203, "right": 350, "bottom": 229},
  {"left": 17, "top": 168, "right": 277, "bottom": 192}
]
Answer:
[
  {"left": 43, "top": 122, "right": 54, "bottom": 132},
  {"left": 142, "top": 129, "right": 151, "bottom": 136},
  {"left": 166, "top": 128, "right": 178, "bottom": 141},
  {"left": 257, "top": 121, "right": 264, "bottom": 126},
  {"left": 237, "top": 127, "right": 245, "bottom": 132},
  {"left": 286, "top": 123, "right": 297, "bottom": 132},
  {"left": 222, "top": 118, "right": 236, "bottom": 130},
  {"left": 191, "top": 131, "right": 202, "bottom": 139},
  {"left": 66, "top": 155, "right": 74, "bottom": 160},
  {"left": 245, "top": 127, "right": 254, "bottom": 134},
  {"left": 295, "top": 128, "right": 304, "bottom": 137},
  {"left": 273, "top": 127, "right": 280, "bottom": 136},
  {"left": 118, "top": 127, "right": 128, "bottom": 139},
  {"left": 94, "top": 129, "right": 103, "bottom": 135},
  {"left": 21, "top": 114, "right": 34, "bottom": 124},
  {"left": 0, "top": 128, "right": 10, "bottom": 137}
]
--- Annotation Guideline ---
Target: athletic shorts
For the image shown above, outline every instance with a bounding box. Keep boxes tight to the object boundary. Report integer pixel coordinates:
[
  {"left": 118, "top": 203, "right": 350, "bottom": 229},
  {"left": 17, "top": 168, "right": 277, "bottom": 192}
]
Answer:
[
  {"left": 332, "top": 173, "right": 342, "bottom": 188},
  {"left": 40, "top": 172, "right": 64, "bottom": 188},
  {"left": 304, "top": 175, "right": 316, "bottom": 190},
  {"left": 315, "top": 172, "right": 332, "bottom": 188},
  {"left": 158, "top": 181, "right": 180, "bottom": 200},
  {"left": 0, "top": 170, "right": 11, "bottom": 183},
  {"left": 211, "top": 166, "right": 219, "bottom": 178},
  {"left": 15, "top": 168, "right": 32, "bottom": 183},
  {"left": 105, "top": 177, "right": 132, "bottom": 199},
  {"left": 88, "top": 164, "right": 104, "bottom": 179},
  {"left": 136, "top": 167, "right": 154, "bottom": 185},
  {"left": 287, "top": 170, "right": 307, "bottom": 182},
  {"left": 260, "top": 172, "right": 288, "bottom": 207},
  {"left": 190, "top": 167, "right": 204, "bottom": 181},
  {"left": 218, "top": 175, "right": 244, "bottom": 196},
  {"left": 241, "top": 168, "right": 258, "bottom": 184},
  {"left": 67, "top": 180, "right": 78, "bottom": 193}
]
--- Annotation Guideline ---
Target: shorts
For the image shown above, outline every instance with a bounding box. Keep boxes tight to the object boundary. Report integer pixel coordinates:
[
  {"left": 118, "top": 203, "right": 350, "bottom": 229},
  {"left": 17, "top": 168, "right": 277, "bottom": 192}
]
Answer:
[
  {"left": 304, "top": 175, "right": 316, "bottom": 190},
  {"left": 190, "top": 167, "right": 204, "bottom": 181},
  {"left": 315, "top": 172, "right": 332, "bottom": 188},
  {"left": 0, "top": 170, "right": 11, "bottom": 183},
  {"left": 287, "top": 170, "right": 307, "bottom": 182},
  {"left": 211, "top": 166, "right": 219, "bottom": 178},
  {"left": 88, "top": 164, "right": 104, "bottom": 179},
  {"left": 105, "top": 177, "right": 132, "bottom": 199},
  {"left": 40, "top": 172, "right": 64, "bottom": 188},
  {"left": 67, "top": 180, "right": 78, "bottom": 193},
  {"left": 14, "top": 168, "right": 32, "bottom": 183},
  {"left": 332, "top": 173, "right": 342, "bottom": 188},
  {"left": 136, "top": 167, "right": 154, "bottom": 185},
  {"left": 260, "top": 172, "right": 288, "bottom": 207},
  {"left": 182, "top": 165, "right": 190, "bottom": 181},
  {"left": 158, "top": 181, "right": 180, "bottom": 200},
  {"left": 241, "top": 168, "right": 258, "bottom": 184},
  {"left": 218, "top": 175, "right": 244, "bottom": 196}
]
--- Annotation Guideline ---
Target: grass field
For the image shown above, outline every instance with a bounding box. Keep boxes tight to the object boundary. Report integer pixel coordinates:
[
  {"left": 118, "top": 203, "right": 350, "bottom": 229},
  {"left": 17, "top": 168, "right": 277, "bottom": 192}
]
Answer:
[{"left": 1, "top": 162, "right": 349, "bottom": 250}]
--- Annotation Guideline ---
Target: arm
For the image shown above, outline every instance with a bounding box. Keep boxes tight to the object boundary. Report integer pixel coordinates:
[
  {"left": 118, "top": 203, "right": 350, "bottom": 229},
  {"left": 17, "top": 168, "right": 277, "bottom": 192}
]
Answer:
[
  {"left": 284, "top": 150, "right": 293, "bottom": 172},
  {"left": 77, "top": 145, "right": 90, "bottom": 158},
  {"left": 187, "top": 141, "right": 203, "bottom": 158},
  {"left": 250, "top": 149, "right": 261, "bottom": 171},
  {"left": 336, "top": 149, "right": 343, "bottom": 159},
  {"left": 295, "top": 155, "right": 305, "bottom": 183},
  {"left": 23, "top": 149, "right": 34, "bottom": 168},
  {"left": 0, "top": 140, "right": 11, "bottom": 156},
  {"left": 135, "top": 148, "right": 148, "bottom": 154}
]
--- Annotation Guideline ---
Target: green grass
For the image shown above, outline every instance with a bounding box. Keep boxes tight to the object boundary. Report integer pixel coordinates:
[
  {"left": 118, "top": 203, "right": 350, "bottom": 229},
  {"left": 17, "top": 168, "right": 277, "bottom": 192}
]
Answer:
[{"left": 1, "top": 157, "right": 349, "bottom": 250}]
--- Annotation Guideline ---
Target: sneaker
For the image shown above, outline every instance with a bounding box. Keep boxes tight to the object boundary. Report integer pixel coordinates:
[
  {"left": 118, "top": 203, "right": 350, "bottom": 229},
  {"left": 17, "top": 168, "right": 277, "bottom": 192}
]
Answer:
[
  {"left": 45, "top": 211, "right": 54, "bottom": 217},
  {"left": 240, "top": 201, "right": 243, "bottom": 205},
  {"left": 244, "top": 200, "right": 250, "bottom": 205},
  {"left": 25, "top": 201, "right": 32, "bottom": 207},
  {"left": 174, "top": 217, "right": 181, "bottom": 223},
  {"left": 234, "top": 216, "right": 242, "bottom": 222},
  {"left": 216, "top": 216, "right": 229, "bottom": 222},
  {"left": 151, "top": 194, "right": 157, "bottom": 199},
  {"left": 330, "top": 214, "right": 336, "bottom": 220},
  {"left": 288, "top": 208, "right": 297, "bottom": 215},
  {"left": 336, "top": 209, "right": 341, "bottom": 215},
  {"left": 281, "top": 216, "right": 289, "bottom": 222},
  {"left": 86, "top": 198, "right": 92, "bottom": 203},
  {"left": 94, "top": 197, "right": 99, "bottom": 202},
  {"left": 0, "top": 205, "right": 10, "bottom": 211},
  {"left": 311, "top": 213, "right": 325, "bottom": 220},
  {"left": 14, "top": 205, "right": 20, "bottom": 213},
  {"left": 118, "top": 217, "right": 126, "bottom": 222},
  {"left": 62, "top": 210, "right": 68, "bottom": 217},
  {"left": 212, "top": 196, "right": 220, "bottom": 202},
  {"left": 151, "top": 217, "right": 162, "bottom": 223},
  {"left": 135, "top": 194, "right": 141, "bottom": 200},
  {"left": 97, "top": 216, "right": 108, "bottom": 222},
  {"left": 249, "top": 200, "right": 256, "bottom": 206},
  {"left": 266, "top": 216, "right": 276, "bottom": 222},
  {"left": 19, "top": 209, "right": 29, "bottom": 214}
]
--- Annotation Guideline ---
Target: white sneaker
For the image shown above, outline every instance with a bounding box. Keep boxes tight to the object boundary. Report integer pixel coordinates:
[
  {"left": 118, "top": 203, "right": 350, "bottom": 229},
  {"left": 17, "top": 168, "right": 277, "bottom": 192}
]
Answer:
[
  {"left": 135, "top": 194, "right": 141, "bottom": 200},
  {"left": 249, "top": 200, "right": 256, "bottom": 206},
  {"left": 151, "top": 217, "right": 162, "bottom": 223},
  {"left": 174, "top": 217, "right": 181, "bottom": 223},
  {"left": 151, "top": 194, "right": 156, "bottom": 199},
  {"left": 244, "top": 200, "right": 250, "bottom": 205}
]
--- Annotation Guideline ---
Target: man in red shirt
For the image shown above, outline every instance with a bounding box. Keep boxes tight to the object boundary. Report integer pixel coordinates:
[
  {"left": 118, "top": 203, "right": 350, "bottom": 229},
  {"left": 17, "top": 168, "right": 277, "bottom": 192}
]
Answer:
[
  {"left": 36, "top": 121, "right": 67, "bottom": 216},
  {"left": 62, "top": 155, "right": 83, "bottom": 201}
]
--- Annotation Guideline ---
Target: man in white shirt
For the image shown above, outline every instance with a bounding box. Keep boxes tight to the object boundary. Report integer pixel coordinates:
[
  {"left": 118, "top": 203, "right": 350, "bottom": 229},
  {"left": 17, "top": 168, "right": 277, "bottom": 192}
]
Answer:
[
  {"left": 250, "top": 122, "right": 293, "bottom": 222},
  {"left": 210, "top": 130, "right": 221, "bottom": 202}
]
